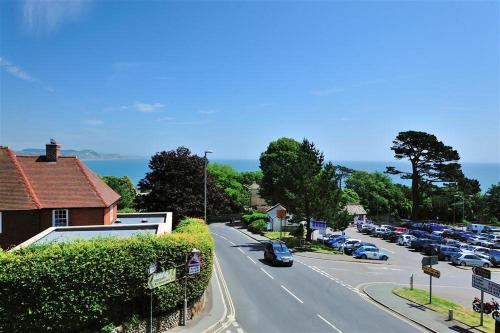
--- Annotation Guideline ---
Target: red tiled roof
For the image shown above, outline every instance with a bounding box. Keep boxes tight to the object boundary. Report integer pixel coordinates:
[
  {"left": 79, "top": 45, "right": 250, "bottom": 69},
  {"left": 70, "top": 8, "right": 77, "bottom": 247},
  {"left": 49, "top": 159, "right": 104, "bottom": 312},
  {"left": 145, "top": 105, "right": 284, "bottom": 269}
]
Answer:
[
  {"left": 0, "top": 148, "right": 39, "bottom": 210},
  {"left": 0, "top": 148, "right": 120, "bottom": 210}
]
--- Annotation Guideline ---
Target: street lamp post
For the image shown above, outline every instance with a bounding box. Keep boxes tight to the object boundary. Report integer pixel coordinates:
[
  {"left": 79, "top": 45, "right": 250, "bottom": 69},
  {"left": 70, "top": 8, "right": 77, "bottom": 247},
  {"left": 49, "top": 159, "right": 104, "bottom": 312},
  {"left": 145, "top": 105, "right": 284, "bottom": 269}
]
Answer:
[{"left": 204, "top": 150, "right": 213, "bottom": 223}]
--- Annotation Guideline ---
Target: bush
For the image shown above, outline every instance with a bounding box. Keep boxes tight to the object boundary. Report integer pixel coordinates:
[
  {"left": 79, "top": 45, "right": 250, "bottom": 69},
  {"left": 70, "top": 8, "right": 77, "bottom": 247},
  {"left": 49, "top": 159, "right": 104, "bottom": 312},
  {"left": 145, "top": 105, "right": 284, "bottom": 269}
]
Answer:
[
  {"left": 248, "top": 219, "right": 268, "bottom": 234},
  {"left": 0, "top": 218, "right": 213, "bottom": 333},
  {"left": 291, "top": 224, "right": 305, "bottom": 238},
  {"left": 242, "top": 211, "right": 268, "bottom": 225}
]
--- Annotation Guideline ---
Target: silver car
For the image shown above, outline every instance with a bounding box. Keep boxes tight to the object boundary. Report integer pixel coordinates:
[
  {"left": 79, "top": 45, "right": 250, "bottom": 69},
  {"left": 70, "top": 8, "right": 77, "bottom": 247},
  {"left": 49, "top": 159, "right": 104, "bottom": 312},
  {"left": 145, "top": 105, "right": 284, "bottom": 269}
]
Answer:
[{"left": 451, "top": 253, "right": 491, "bottom": 267}]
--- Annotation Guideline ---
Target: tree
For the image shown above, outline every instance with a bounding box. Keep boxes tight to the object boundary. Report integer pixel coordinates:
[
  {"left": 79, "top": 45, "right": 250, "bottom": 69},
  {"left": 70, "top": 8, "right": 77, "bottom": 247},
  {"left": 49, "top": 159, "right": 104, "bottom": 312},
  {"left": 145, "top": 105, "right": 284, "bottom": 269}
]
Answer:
[
  {"left": 481, "top": 183, "right": 500, "bottom": 223},
  {"left": 259, "top": 137, "right": 301, "bottom": 210},
  {"left": 341, "top": 188, "right": 360, "bottom": 204},
  {"left": 260, "top": 138, "right": 345, "bottom": 240},
  {"left": 137, "top": 147, "right": 231, "bottom": 224},
  {"left": 101, "top": 175, "right": 137, "bottom": 210},
  {"left": 240, "top": 170, "right": 263, "bottom": 186},
  {"left": 207, "top": 163, "right": 249, "bottom": 213},
  {"left": 386, "top": 131, "right": 463, "bottom": 220},
  {"left": 346, "top": 171, "right": 411, "bottom": 219}
]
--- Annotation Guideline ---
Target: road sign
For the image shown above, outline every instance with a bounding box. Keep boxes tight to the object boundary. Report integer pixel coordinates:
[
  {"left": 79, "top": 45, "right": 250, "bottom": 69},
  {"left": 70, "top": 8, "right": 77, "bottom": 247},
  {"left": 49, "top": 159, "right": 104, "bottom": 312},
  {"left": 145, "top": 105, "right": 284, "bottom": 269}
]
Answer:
[
  {"left": 148, "top": 262, "right": 157, "bottom": 275},
  {"left": 148, "top": 268, "right": 176, "bottom": 289},
  {"left": 277, "top": 209, "right": 286, "bottom": 218},
  {"left": 422, "top": 266, "right": 441, "bottom": 278},
  {"left": 188, "top": 252, "right": 201, "bottom": 275},
  {"left": 472, "top": 274, "right": 500, "bottom": 298},
  {"left": 421, "top": 256, "right": 438, "bottom": 266},
  {"left": 473, "top": 267, "right": 492, "bottom": 280}
]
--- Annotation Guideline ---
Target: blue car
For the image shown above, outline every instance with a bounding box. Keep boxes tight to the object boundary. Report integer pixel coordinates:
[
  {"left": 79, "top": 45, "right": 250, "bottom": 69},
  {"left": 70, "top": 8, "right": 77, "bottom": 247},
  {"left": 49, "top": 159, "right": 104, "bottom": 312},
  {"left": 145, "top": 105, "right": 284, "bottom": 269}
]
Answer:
[
  {"left": 327, "top": 236, "right": 350, "bottom": 248},
  {"left": 353, "top": 246, "right": 389, "bottom": 260}
]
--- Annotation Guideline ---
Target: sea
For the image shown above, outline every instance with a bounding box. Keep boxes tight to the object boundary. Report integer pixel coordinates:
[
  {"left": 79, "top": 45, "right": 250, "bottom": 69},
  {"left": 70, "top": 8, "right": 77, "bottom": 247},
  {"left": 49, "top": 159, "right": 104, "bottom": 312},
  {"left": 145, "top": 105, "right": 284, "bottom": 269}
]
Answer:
[{"left": 84, "top": 159, "right": 500, "bottom": 192}]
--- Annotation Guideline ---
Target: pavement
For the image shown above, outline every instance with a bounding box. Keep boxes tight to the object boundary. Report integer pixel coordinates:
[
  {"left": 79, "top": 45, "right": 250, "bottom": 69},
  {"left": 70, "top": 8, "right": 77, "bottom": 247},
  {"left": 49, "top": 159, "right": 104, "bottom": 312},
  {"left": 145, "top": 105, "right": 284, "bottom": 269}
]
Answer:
[
  {"left": 363, "top": 283, "right": 485, "bottom": 333},
  {"left": 209, "top": 222, "right": 424, "bottom": 333}
]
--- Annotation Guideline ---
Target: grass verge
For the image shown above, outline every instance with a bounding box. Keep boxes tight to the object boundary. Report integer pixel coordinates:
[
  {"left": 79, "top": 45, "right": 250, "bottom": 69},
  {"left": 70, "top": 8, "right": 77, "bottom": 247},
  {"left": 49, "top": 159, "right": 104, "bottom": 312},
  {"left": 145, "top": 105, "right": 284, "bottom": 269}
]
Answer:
[{"left": 393, "top": 287, "right": 493, "bottom": 333}]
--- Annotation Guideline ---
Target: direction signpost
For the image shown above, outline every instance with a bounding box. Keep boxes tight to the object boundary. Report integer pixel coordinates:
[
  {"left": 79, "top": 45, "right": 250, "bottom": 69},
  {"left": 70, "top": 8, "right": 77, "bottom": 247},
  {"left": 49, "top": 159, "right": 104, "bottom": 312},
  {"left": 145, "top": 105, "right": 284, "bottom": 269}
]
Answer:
[
  {"left": 472, "top": 267, "right": 494, "bottom": 327},
  {"left": 421, "top": 256, "right": 439, "bottom": 304}
]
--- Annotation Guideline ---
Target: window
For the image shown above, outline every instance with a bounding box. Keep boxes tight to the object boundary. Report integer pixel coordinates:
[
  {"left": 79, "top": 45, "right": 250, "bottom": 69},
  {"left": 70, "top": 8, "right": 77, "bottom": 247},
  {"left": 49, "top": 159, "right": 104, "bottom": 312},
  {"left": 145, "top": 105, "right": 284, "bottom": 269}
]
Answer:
[
  {"left": 109, "top": 205, "right": 114, "bottom": 223},
  {"left": 52, "top": 209, "right": 68, "bottom": 227}
]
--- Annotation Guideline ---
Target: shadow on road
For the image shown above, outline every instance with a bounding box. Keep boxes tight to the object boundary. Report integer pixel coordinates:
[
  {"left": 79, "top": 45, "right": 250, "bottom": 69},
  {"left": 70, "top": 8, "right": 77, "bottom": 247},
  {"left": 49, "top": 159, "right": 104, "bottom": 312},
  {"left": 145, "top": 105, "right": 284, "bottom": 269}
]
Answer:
[
  {"left": 407, "top": 303, "right": 427, "bottom": 311},
  {"left": 232, "top": 243, "right": 264, "bottom": 252}
]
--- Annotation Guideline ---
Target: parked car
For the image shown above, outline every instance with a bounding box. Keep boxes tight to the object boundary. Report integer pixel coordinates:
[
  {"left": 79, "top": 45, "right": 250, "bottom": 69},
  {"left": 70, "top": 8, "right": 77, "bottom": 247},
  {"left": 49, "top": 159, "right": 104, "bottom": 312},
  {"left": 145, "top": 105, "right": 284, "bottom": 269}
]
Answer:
[
  {"left": 487, "top": 250, "right": 500, "bottom": 267},
  {"left": 409, "top": 238, "right": 432, "bottom": 251},
  {"left": 437, "top": 246, "right": 460, "bottom": 261},
  {"left": 347, "top": 242, "right": 377, "bottom": 255},
  {"left": 353, "top": 246, "right": 389, "bottom": 260},
  {"left": 373, "top": 227, "right": 387, "bottom": 237},
  {"left": 397, "top": 234, "right": 416, "bottom": 246},
  {"left": 263, "top": 240, "right": 294, "bottom": 266},
  {"left": 441, "top": 238, "right": 461, "bottom": 247},
  {"left": 340, "top": 239, "right": 361, "bottom": 252},
  {"left": 361, "top": 224, "right": 376, "bottom": 234},
  {"left": 327, "top": 235, "right": 350, "bottom": 247},
  {"left": 422, "top": 242, "right": 440, "bottom": 256},
  {"left": 451, "top": 253, "right": 491, "bottom": 267},
  {"left": 469, "top": 236, "right": 490, "bottom": 246},
  {"left": 474, "top": 247, "right": 492, "bottom": 260}
]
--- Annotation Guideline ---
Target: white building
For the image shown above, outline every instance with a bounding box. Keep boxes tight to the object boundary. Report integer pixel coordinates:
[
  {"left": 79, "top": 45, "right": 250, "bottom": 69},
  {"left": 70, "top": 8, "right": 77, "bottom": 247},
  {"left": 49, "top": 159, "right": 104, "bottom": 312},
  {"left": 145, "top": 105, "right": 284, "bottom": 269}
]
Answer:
[{"left": 266, "top": 204, "right": 295, "bottom": 231}]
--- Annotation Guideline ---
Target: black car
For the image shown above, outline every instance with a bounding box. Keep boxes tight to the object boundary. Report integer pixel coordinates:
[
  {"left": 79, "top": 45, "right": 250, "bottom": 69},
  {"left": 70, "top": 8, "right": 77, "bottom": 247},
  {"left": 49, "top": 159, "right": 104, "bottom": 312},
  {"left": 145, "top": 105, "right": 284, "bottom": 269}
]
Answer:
[
  {"left": 263, "top": 240, "right": 293, "bottom": 266},
  {"left": 344, "top": 241, "right": 376, "bottom": 255},
  {"left": 410, "top": 238, "right": 432, "bottom": 251},
  {"left": 422, "top": 242, "right": 440, "bottom": 255}
]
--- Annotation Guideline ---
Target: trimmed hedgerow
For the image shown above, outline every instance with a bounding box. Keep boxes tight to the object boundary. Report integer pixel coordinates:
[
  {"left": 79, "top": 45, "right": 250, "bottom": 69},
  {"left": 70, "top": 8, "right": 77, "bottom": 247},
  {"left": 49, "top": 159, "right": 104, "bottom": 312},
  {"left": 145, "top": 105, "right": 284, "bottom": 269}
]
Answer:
[
  {"left": 248, "top": 219, "right": 268, "bottom": 234},
  {"left": 0, "top": 218, "right": 213, "bottom": 333},
  {"left": 242, "top": 211, "right": 268, "bottom": 225}
]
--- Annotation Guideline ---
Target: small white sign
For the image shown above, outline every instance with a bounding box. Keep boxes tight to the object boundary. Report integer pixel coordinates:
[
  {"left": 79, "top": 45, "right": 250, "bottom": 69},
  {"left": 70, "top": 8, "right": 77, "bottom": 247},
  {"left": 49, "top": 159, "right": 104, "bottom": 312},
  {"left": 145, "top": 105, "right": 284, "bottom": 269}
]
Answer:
[
  {"left": 149, "top": 262, "right": 158, "bottom": 275},
  {"left": 472, "top": 274, "right": 500, "bottom": 298},
  {"left": 189, "top": 265, "right": 201, "bottom": 275}
]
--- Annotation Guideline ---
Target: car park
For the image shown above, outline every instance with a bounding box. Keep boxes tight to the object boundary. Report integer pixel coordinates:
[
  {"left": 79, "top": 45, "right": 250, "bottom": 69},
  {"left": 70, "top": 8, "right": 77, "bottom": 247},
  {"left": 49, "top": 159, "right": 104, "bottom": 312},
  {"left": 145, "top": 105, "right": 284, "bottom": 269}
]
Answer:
[
  {"left": 329, "top": 236, "right": 351, "bottom": 250},
  {"left": 441, "top": 238, "right": 461, "bottom": 247},
  {"left": 473, "top": 247, "right": 492, "bottom": 260},
  {"left": 468, "top": 236, "right": 490, "bottom": 245},
  {"left": 263, "top": 240, "right": 294, "bottom": 266},
  {"left": 353, "top": 246, "right": 388, "bottom": 260},
  {"left": 451, "top": 253, "right": 491, "bottom": 267},
  {"left": 373, "top": 227, "right": 387, "bottom": 237},
  {"left": 422, "top": 242, "right": 440, "bottom": 256},
  {"left": 410, "top": 238, "right": 433, "bottom": 251}
]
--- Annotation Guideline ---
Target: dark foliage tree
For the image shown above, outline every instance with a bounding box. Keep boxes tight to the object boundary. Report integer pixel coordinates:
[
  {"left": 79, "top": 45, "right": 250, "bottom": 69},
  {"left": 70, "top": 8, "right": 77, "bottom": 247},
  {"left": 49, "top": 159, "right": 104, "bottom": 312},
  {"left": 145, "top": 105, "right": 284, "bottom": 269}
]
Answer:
[
  {"left": 240, "top": 170, "right": 264, "bottom": 186},
  {"left": 386, "top": 131, "right": 463, "bottom": 220},
  {"left": 481, "top": 183, "right": 500, "bottom": 223},
  {"left": 259, "top": 137, "right": 301, "bottom": 211},
  {"left": 137, "top": 147, "right": 231, "bottom": 224},
  {"left": 101, "top": 175, "right": 137, "bottom": 210}
]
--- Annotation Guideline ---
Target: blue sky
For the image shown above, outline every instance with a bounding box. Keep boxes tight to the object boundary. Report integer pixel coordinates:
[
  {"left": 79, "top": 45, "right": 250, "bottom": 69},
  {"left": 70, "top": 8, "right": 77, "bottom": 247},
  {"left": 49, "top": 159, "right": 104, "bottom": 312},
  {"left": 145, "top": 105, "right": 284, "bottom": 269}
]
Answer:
[{"left": 0, "top": 0, "right": 498, "bottom": 162}]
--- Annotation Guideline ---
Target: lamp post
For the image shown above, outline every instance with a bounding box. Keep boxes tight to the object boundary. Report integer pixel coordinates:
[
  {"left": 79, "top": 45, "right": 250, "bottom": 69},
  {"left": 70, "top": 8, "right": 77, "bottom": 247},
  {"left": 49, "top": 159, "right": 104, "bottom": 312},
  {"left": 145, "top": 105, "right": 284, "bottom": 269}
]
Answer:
[
  {"left": 184, "top": 248, "right": 200, "bottom": 326},
  {"left": 204, "top": 150, "right": 213, "bottom": 223}
]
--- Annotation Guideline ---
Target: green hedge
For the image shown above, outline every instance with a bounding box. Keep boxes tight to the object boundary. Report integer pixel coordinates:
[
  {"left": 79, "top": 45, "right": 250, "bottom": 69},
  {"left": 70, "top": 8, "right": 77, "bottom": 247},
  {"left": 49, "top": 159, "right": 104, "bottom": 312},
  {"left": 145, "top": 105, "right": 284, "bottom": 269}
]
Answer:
[
  {"left": 248, "top": 219, "right": 268, "bottom": 234},
  {"left": 0, "top": 218, "right": 213, "bottom": 333},
  {"left": 242, "top": 211, "right": 268, "bottom": 225}
]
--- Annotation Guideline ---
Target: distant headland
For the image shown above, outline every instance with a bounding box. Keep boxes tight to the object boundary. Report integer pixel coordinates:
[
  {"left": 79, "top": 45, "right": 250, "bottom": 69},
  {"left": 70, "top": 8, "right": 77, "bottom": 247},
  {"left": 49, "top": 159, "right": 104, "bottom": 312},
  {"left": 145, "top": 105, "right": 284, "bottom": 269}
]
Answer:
[{"left": 17, "top": 148, "right": 142, "bottom": 161}]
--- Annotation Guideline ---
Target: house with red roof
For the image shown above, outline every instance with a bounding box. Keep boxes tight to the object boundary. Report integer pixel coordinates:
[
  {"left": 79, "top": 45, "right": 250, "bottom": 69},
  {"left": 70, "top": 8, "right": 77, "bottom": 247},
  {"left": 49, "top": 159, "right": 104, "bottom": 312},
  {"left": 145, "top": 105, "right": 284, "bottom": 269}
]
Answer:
[{"left": 0, "top": 140, "right": 120, "bottom": 249}]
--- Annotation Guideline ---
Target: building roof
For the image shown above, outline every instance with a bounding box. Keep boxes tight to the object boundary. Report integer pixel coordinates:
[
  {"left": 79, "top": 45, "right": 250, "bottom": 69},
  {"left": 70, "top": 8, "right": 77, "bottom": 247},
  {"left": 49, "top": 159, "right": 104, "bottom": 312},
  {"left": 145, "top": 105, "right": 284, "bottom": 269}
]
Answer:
[
  {"left": 266, "top": 203, "right": 286, "bottom": 213},
  {"left": 345, "top": 204, "right": 367, "bottom": 215},
  {"left": 0, "top": 147, "right": 120, "bottom": 210}
]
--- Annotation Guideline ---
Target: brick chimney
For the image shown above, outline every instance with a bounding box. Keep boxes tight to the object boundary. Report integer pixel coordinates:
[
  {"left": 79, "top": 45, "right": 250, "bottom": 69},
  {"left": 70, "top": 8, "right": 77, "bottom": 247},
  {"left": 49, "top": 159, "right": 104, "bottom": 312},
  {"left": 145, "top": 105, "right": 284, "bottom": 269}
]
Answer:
[{"left": 46, "top": 139, "right": 60, "bottom": 162}]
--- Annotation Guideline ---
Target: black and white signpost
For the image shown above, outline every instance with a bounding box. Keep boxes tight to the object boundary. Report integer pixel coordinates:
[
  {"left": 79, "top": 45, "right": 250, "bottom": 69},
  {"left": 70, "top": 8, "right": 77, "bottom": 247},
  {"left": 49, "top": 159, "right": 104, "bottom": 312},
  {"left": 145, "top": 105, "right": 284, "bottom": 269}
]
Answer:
[
  {"left": 421, "top": 256, "right": 440, "bottom": 304},
  {"left": 183, "top": 249, "right": 201, "bottom": 326},
  {"left": 472, "top": 267, "right": 494, "bottom": 327}
]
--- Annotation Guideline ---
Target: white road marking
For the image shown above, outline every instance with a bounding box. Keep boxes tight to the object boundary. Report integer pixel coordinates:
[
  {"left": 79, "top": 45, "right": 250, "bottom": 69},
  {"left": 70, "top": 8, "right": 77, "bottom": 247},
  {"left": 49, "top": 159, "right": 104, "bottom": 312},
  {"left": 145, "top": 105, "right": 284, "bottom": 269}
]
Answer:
[
  {"left": 233, "top": 322, "right": 239, "bottom": 327},
  {"left": 247, "top": 256, "right": 256, "bottom": 264},
  {"left": 281, "top": 285, "right": 304, "bottom": 304},
  {"left": 366, "top": 266, "right": 401, "bottom": 271},
  {"left": 317, "top": 314, "right": 343, "bottom": 333},
  {"left": 238, "top": 248, "right": 245, "bottom": 254},
  {"left": 260, "top": 267, "right": 275, "bottom": 280},
  {"left": 236, "top": 329, "right": 244, "bottom": 333},
  {"left": 229, "top": 241, "right": 236, "bottom": 245},
  {"left": 381, "top": 247, "right": 395, "bottom": 254}
]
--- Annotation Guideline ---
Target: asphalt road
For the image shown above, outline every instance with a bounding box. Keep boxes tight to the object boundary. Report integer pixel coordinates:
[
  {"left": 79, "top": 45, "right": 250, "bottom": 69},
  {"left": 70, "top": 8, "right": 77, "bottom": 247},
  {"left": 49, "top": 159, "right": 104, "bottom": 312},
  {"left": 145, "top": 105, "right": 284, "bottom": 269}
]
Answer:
[
  {"left": 210, "top": 223, "right": 422, "bottom": 333},
  {"left": 301, "top": 227, "right": 499, "bottom": 308}
]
